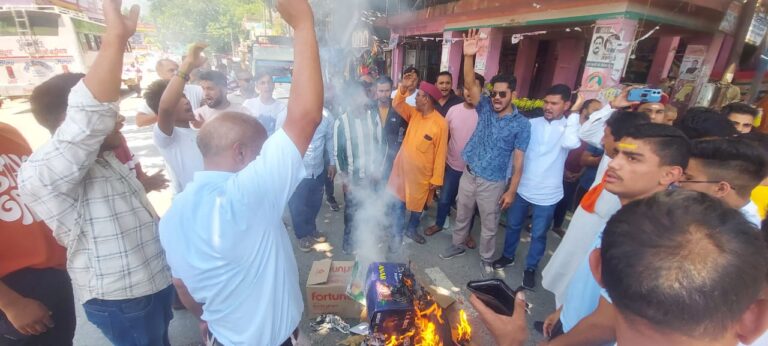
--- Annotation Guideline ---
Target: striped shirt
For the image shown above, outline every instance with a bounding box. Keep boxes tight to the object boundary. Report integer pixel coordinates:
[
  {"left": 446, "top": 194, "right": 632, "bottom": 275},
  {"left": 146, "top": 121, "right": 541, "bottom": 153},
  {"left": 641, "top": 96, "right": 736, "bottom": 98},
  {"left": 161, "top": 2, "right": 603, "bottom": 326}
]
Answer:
[
  {"left": 19, "top": 81, "right": 171, "bottom": 302},
  {"left": 334, "top": 107, "right": 382, "bottom": 182}
]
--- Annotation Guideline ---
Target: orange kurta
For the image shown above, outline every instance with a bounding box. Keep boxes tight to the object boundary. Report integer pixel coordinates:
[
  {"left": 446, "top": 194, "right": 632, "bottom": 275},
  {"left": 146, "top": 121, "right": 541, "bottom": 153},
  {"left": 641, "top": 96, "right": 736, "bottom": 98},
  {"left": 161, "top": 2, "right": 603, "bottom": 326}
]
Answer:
[{"left": 387, "top": 90, "right": 449, "bottom": 212}]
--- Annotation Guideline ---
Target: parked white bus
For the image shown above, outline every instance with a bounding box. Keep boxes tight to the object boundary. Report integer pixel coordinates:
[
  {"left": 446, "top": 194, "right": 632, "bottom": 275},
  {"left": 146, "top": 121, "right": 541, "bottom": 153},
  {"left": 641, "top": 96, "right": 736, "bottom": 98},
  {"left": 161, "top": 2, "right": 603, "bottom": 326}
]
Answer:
[{"left": 0, "top": 5, "right": 118, "bottom": 97}]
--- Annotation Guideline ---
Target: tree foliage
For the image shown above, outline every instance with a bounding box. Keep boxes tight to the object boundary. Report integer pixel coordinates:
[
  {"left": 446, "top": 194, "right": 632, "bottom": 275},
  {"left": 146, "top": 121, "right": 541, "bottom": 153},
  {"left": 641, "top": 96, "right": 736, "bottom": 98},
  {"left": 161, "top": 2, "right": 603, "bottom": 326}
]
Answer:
[{"left": 147, "top": 0, "right": 267, "bottom": 53}]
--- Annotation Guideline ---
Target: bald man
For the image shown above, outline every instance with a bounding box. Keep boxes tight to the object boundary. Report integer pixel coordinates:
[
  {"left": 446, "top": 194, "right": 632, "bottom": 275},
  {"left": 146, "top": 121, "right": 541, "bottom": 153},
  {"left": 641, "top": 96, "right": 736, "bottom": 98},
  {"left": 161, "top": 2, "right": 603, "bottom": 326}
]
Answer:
[
  {"left": 157, "top": 0, "right": 323, "bottom": 344},
  {"left": 136, "top": 59, "right": 204, "bottom": 127}
]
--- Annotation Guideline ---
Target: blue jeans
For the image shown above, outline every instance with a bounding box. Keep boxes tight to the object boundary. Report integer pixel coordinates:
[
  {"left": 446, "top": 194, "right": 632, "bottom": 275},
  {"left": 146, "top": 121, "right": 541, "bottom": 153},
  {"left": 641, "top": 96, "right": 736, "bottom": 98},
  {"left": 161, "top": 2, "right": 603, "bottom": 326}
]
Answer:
[
  {"left": 435, "top": 165, "right": 463, "bottom": 228},
  {"left": 502, "top": 194, "right": 557, "bottom": 270},
  {"left": 83, "top": 285, "right": 173, "bottom": 346},
  {"left": 288, "top": 175, "right": 325, "bottom": 239},
  {"left": 391, "top": 200, "right": 422, "bottom": 241}
]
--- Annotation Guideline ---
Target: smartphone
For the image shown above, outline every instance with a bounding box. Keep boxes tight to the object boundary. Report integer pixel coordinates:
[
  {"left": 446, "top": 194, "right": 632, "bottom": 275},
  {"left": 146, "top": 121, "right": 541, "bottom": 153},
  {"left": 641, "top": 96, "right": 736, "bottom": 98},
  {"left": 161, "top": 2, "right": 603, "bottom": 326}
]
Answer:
[
  {"left": 627, "top": 88, "right": 663, "bottom": 103},
  {"left": 467, "top": 279, "right": 517, "bottom": 316}
]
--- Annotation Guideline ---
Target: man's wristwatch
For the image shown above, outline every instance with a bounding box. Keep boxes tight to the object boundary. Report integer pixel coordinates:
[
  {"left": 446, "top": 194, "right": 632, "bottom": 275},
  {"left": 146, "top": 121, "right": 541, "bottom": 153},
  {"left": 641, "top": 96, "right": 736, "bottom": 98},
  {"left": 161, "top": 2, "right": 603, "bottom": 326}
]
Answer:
[{"left": 176, "top": 70, "right": 190, "bottom": 82}]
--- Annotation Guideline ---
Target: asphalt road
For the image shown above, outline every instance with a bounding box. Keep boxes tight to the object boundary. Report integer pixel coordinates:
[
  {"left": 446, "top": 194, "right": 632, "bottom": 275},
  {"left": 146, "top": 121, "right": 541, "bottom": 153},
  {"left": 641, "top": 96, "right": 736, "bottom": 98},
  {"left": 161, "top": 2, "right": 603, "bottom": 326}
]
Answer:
[{"left": 1, "top": 92, "right": 564, "bottom": 346}]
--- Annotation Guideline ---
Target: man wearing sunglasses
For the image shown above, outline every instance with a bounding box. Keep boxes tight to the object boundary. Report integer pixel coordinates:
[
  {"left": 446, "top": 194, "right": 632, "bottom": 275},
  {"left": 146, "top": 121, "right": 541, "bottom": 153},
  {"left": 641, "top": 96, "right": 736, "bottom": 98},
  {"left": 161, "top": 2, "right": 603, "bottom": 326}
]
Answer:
[
  {"left": 678, "top": 137, "right": 766, "bottom": 227},
  {"left": 438, "top": 29, "right": 531, "bottom": 277}
]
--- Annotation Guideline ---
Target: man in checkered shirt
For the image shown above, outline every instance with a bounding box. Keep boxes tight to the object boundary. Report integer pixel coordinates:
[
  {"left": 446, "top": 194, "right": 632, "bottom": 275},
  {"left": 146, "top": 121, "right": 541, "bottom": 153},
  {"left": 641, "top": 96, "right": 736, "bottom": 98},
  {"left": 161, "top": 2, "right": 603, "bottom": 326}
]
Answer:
[{"left": 18, "top": 1, "right": 174, "bottom": 345}]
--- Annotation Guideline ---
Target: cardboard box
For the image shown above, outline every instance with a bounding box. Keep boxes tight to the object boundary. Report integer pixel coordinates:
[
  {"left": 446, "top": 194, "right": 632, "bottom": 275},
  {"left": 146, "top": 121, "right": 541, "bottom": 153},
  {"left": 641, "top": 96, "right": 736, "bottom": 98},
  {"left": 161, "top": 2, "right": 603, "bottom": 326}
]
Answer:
[
  {"left": 365, "top": 262, "right": 416, "bottom": 339},
  {"left": 306, "top": 259, "right": 361, "bottom": 319}
]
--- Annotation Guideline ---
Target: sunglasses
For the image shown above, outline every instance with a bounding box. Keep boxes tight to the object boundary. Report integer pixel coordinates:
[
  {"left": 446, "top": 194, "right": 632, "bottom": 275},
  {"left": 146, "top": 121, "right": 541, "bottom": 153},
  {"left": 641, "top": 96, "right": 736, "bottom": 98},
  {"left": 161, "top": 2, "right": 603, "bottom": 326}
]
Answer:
[{"left": 490, "top": 91, "right": 509, "bottom": 99}]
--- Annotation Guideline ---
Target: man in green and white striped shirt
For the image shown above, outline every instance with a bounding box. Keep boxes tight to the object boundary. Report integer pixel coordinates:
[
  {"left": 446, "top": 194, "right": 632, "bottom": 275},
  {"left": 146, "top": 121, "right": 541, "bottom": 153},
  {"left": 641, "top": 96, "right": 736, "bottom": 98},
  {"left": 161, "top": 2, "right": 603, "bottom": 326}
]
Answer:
[{"left": 335, "top": 82, "right": 383, "bottom": 254}]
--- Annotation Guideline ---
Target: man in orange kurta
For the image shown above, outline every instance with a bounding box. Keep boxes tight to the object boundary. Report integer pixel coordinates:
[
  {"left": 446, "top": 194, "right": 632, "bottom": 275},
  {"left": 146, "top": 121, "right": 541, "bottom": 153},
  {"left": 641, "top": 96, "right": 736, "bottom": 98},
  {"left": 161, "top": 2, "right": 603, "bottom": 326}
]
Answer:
[{"left": 388, "top": 72, "right": 449, "bottom": 249}]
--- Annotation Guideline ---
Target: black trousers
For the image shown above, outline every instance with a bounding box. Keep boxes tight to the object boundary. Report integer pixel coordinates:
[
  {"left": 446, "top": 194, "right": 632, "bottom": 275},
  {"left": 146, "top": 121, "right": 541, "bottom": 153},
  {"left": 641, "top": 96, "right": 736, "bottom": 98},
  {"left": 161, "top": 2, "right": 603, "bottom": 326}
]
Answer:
[{"left": 0, "top": 268, "right": 75, "bottom": 346}]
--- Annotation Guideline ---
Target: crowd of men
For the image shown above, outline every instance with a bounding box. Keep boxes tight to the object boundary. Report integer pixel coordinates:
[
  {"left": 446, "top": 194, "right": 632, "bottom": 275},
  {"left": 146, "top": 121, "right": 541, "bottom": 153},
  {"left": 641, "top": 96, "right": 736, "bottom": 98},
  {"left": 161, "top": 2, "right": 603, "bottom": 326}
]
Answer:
[{"left": 2, "top": 0, "right": 768, "bottom": 345}]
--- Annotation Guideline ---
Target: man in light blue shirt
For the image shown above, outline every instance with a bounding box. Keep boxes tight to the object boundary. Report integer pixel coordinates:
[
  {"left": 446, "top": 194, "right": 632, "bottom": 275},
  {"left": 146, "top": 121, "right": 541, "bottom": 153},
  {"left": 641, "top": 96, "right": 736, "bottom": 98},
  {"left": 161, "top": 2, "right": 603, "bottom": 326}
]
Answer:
[
  {"left": 158, "top": 2, "right": 324, "bottom": 344},
  {"left": 277, "top": 107, "right": 336, "bottom": 251}
]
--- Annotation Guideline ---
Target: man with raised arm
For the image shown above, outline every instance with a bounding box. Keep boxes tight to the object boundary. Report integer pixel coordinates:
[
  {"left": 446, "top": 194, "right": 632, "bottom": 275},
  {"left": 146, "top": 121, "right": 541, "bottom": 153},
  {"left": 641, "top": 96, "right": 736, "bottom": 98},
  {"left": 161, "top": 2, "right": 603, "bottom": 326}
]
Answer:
[
  {"left": 157, "top": 1, "right": 323, "bottom": 345},
  {"left": 18, "top": 1, "right": 174, "bottom": 344},
  {"left": 439, "top": 29, "right": 530, "bottom": 277},
  {"left": 387, "top": 71, "right": 449, "bottom": 249},
  {"left": 142, "top": 43, "right": 208, "bottom": 194}
]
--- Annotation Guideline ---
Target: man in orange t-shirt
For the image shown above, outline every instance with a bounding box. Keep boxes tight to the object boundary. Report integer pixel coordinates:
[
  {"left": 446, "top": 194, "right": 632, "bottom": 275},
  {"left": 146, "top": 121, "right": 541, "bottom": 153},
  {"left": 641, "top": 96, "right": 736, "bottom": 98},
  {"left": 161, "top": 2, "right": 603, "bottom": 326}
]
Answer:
[{"left": 0, "top": 122, "right": 75, "bottom": 345}]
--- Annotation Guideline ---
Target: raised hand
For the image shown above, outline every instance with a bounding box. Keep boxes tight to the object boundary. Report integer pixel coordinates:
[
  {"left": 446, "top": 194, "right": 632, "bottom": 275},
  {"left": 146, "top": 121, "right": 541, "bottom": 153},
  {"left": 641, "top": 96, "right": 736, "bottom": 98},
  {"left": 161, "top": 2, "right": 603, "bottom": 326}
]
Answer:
[
  {"left": 463, "top": 28, "right": 482, "bottom": 56},
  {"left": 103, "top": 0, "right": 139, "bottom": 42},
  {"left": 610, "top": 86, "right": 641, "bottom": 109},
  {"left": 83, "top": 0, "right": 140, "bottom": 101},
  {"left": 399, "top": 72, "right": 418, "bottom": 92},
  {"left": 182, "top": 43, "right": 208, "bottom": 71},
  {"left": 276, "top": 0, "right": 314, "bottom": 30}
]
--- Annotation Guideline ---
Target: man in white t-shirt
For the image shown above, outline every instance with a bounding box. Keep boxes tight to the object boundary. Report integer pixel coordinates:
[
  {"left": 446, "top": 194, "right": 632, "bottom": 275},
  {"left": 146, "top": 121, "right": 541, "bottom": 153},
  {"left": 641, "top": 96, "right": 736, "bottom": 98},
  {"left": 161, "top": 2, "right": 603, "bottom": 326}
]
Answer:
[
  {"left": 158, "top": 1, "right": 323, "bottom": 344},
  {"left": 678, "top": 137, "right": 767, "bottom": 227},
  {"left": 136, "top": 58, "right": 204, "bottom": 127},
  {"left": 243, "top": 71, "right": 286, "bottom": 136},
  {"left": 143, "top": 45, "right": 206, "bottom": 194},
  {"left": 194, "top": 70, "right": 251, "bottom": 127}
]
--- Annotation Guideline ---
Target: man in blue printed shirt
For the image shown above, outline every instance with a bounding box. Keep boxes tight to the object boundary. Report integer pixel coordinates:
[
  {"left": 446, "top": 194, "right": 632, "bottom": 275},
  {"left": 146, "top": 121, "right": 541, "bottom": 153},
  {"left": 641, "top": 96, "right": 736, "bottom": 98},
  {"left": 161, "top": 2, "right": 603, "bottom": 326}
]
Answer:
[{"left": 439, "top": 29, "right": 531, "bottom": 277}]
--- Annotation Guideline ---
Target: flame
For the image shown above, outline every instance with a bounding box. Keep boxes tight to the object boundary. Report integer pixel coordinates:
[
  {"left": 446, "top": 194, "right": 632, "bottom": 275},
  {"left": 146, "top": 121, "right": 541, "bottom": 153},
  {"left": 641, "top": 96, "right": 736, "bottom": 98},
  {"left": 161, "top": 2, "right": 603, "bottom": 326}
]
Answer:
[
  {"left": 414, "top": 302, "right": 442, "bottom": 346},
  {"left": 377, "top": 276, "right": 472, "bottom": 345},
  {"left": 456, "top": 309, "right": 472, "bottom": 343}
]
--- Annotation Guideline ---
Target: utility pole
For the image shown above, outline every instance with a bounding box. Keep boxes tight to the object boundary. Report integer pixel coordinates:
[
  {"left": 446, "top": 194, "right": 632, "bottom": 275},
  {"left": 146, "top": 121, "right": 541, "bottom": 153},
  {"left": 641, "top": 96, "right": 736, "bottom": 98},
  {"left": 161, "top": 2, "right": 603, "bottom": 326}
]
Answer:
[
  {"left": 708, "top": 0, "right": 759, "bottom": 109},
  {"left": 721, "top": 0, "right": 758, "bottom": 84}
]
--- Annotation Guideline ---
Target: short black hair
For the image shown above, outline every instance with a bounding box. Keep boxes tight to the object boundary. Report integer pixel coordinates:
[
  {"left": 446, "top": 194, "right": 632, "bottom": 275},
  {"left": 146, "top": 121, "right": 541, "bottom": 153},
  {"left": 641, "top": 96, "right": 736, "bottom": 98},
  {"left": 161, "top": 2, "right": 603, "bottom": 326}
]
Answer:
[
  {"left": 30, "top": 72, "right": 85, "bottom": 133},
  {"left": 580, "top": 99, "right": 601, "bottom": 114},
  {"left": 490, "top": 74, "right": 517, "bottom": 92},
  {"left": 460, "top": 73, "right": 486, "bottom": 90},
  {"left": 740, "top": 131, "right": 768, "bottom": 158},
  {"left": 402, "top": 66, "right": 420, "bottom": 79},
  {"left": 474, "top": 73, "right": 486, "bottom": 90},
  {"left": 143, "top": 79, "right": 170, "bottom": 115},
  {"left": 690, "top": 138, "right": 768, "bottom": 197},
  {"left": 544, "top": 84, "right": 572, "bottom": 102},
  {"left": 376, "top": 76, "right": 393, "bottom": 87},
  {"left": 677, "top": 107, "right": 738, "bottom": 139},
  {"left": 624, "top": 123, "right": 691, "bottom": 169},
  {"left": 605, "top": 110, "right": 651, "bottom": 142},
  {"left": 722, "top": 102, "right": 759, "bottom": 118},
  {"left": 602, "top": 189, "right": 767, "bottom": 339},
  {"left": 198, "top": 70, "right": 228, "bottom": 87},
  {"left": 437, "top": 71, "right": 452, "bottom": 81}
]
